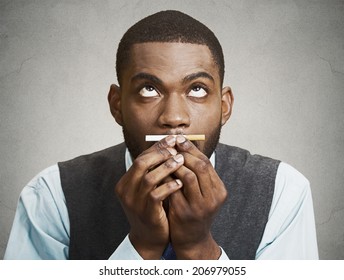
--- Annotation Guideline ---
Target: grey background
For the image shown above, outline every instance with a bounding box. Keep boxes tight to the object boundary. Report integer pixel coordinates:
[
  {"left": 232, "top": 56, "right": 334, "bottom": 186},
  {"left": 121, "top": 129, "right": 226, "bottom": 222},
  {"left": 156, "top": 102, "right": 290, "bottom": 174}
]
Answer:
[{"left": 0, "top": 0, "right": 343, "bottom": 259}]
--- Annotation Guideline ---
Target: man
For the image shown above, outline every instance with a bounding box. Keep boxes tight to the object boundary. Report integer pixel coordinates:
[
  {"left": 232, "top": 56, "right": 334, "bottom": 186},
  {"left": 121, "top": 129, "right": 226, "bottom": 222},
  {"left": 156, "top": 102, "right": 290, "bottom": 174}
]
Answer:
[{"left": 4, "top": 10, "right": 318, "bottom": 260}]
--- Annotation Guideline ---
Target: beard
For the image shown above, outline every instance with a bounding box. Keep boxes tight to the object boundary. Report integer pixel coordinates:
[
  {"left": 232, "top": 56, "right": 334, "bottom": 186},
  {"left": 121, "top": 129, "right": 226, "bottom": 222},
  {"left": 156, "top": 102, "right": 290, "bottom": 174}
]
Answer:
[{"left": 122, "top": 122, "right": 222, "bottom": 160}]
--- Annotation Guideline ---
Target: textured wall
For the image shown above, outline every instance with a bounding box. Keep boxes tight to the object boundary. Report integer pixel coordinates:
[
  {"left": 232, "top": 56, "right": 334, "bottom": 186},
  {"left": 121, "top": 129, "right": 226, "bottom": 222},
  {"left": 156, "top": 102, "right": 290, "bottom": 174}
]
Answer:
[{"left": 1, "top": 0, "right": 343, "bottom": 259}]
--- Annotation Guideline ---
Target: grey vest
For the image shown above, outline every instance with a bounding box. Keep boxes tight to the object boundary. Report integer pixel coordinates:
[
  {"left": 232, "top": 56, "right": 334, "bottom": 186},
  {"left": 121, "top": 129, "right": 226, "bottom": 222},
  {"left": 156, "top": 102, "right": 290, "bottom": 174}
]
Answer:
[{"left": 58, "top": 143, "right": 280, "bottom": 259}]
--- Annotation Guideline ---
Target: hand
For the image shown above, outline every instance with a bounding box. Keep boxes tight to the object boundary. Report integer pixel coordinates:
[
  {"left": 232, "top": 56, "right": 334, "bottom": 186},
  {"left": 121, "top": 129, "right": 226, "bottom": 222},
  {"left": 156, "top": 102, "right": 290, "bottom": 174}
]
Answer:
[
  {"left": 115, "top": 136, "right": 184, "bottom": 259},
  {"left": 168, "top": 135, "right": 228, "bottom": 259}
]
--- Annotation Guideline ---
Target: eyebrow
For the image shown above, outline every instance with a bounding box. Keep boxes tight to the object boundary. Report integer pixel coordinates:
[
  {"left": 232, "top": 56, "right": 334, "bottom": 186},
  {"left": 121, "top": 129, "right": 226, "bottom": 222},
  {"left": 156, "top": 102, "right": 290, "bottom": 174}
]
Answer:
[
  {"left": 131, "top": 71, "right": 215, "bottom": 85},
  {"left": 131, "top": 72, "right": 163, "bottom": 85},
  {"left": 182, "top": 72, "right": 215, "bottom": 84}
]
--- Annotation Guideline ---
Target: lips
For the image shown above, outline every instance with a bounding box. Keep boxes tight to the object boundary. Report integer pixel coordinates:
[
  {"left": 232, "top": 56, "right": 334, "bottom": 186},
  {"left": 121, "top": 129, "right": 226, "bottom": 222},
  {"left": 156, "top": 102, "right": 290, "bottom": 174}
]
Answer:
[{"left": 164, "top": 129, "right": 185, "bottom": 136}]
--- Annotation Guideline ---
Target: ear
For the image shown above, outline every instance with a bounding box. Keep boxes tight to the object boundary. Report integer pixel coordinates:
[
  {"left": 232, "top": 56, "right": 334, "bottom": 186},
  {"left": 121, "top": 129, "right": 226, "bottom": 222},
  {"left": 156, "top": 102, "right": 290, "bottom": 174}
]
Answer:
[
  {"left": 220, "top": 86, "right": 234, "bottom": 126},
  {"left": 108, "top": 84, "right": 123, "bottom": 126}
]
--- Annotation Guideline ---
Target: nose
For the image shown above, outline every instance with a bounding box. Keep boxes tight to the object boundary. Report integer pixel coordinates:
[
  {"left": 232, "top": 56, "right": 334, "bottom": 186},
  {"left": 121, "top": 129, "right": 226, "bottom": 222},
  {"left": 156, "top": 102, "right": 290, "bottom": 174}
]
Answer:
[{"left": 157, "top": 93, "right": 190, "bottom": 130}]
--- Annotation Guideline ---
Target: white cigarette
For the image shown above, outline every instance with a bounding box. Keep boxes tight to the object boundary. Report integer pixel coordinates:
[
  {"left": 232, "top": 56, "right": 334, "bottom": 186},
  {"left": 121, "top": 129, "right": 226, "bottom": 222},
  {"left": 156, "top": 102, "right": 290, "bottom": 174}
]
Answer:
[{"left": 145, "top": 134, "right": 205, "bottom": 141}]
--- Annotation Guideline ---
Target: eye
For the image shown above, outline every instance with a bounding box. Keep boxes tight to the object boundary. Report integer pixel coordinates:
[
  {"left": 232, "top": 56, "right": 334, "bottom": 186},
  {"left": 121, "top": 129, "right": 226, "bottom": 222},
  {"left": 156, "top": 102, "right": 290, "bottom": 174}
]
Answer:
[
  {"left": 188, "top": 86, "right": 208, "bottom": 98},
  {"left": 139, "top": 85, "right": 159, "bottom": 97}
]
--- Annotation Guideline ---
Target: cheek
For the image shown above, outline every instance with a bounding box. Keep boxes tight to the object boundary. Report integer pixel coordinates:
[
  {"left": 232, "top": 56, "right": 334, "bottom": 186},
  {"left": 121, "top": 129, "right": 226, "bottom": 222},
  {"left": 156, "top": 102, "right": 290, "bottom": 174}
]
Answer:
[
  {"left": 189, "top": 102, "right": 222, "bottom": 129},
  {"left": 122, "top": 102, "right": 156, "bottom": 132}
]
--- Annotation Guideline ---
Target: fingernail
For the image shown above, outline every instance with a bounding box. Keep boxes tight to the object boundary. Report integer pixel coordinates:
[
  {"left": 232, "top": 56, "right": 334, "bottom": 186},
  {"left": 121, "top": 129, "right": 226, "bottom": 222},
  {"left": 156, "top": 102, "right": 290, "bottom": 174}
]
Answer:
[
  {"left": 174, "top": 154, "right": 184, "bottom": 163},
  {"left": 167, "top": 147, "right": 177, "bottom": 156},
  {"left": 175, "top": 179, "right": 182, "bottom": 186},
  {"left": 166, "top": 135, "right": 176, "bottom": 146},
  {"left": 176, "top": 135, "right": 186, "bottom": 144}
]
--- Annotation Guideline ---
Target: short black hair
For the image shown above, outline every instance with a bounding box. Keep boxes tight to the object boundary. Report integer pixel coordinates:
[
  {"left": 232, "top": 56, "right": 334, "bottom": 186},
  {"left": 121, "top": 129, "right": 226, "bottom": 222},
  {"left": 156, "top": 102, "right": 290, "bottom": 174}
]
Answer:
[{"left": 116, "top": 10, "right": 225, "bottom": 86}]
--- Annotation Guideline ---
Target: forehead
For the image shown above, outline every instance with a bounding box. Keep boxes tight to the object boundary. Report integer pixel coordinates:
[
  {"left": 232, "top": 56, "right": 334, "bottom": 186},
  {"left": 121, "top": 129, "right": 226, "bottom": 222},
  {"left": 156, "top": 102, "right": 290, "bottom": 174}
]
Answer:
[{"left": 124, "top": 42, "right": 220, "bottom": 83}]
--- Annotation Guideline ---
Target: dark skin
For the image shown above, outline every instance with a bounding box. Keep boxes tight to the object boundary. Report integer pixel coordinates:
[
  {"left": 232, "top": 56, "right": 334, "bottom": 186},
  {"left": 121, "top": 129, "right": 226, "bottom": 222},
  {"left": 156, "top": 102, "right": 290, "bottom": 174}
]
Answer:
[{"left": 108, "top": 42, "right": 234, "bottom": 259}]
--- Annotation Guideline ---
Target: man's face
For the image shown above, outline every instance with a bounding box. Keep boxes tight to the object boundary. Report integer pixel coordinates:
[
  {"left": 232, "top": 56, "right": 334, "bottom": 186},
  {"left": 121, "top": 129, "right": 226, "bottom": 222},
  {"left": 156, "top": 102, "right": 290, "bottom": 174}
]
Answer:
[{"left": 112, "top": 42, "right": 231, "bottom": 158}]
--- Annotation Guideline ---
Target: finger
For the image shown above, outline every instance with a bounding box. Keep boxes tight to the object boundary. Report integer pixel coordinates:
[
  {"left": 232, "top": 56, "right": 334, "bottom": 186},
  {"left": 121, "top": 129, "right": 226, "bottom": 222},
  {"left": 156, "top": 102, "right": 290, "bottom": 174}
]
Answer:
[
  {"left": 180, "top": 152, "right": 227, "bottom": 210},
  {"left": 128, "top": 136, "right": 177, "bottom": 187},
  {"left": 168, "top": 188, "right": 189, "bottom": 216},
  {"left": 161, "top": 175, "right": 175, "bottom": 184},
  {"left": 175, "top": 136, "right": 218, "bottom": 198},
  {"left": 173, "top": 164, "right": 202, "bottom": 203},
  {"left": 180, "top": 152, "right": 217, "bottom": 198},
  {"left": 145, "top": 179, "right": 183, "bottom": 222},
  {"left": 116, "top": 136, "right": 177, "bottom": 202},
  {"left": 140, "top": 154, "right": 184, "bottom": 194},
  {"left": 149, "top": 179, "right": 183, "bottom": 202},
  {"left": 137, "top": 135, "right": 177, "bottom": 167},
  {"left": 141, "top": 134, "right": 177, "bottom": 157},
  {"left": 175, "top": 135, "right": 205, "bottom": 160}
]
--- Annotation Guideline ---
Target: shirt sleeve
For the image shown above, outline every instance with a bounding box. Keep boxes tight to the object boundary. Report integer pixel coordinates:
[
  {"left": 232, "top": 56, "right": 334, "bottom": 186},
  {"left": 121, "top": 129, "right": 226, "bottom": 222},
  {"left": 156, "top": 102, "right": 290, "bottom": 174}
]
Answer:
[
  {"left": 4, "top": 165, "right": 140, "bottom": 260},
  {"left": 108, "top": 235, "right": 143, "bottom": 260},
  {"left": 255, "top": 162, "right": 319, "bottom": 259},
  {"left": 4, "top": 165, "right": 70, "bottom": 259},
  {"left": 218, "top": 247, "right": 230, "bottom": 260}
]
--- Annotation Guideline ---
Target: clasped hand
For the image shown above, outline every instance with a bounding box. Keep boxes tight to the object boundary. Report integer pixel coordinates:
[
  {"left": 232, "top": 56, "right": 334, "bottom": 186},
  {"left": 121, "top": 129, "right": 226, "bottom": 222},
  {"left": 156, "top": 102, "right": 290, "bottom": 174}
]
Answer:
[{"left": 115, "top": 135, "right": 227, "bottom": 259}]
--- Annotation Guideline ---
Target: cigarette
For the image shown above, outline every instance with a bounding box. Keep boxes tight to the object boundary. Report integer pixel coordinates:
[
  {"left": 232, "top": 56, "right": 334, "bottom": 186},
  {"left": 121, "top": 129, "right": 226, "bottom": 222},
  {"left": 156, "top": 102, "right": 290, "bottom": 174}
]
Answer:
[{"left": 145, "top": 134, "right": 205, "bottom": 141}]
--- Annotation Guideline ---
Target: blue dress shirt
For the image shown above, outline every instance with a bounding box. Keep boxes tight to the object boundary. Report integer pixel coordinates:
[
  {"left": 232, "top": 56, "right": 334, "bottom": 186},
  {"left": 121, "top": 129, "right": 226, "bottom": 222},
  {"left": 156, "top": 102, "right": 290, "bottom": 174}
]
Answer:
[{"left": 4, "top": 149, "right": 319, "bottom": 259}]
